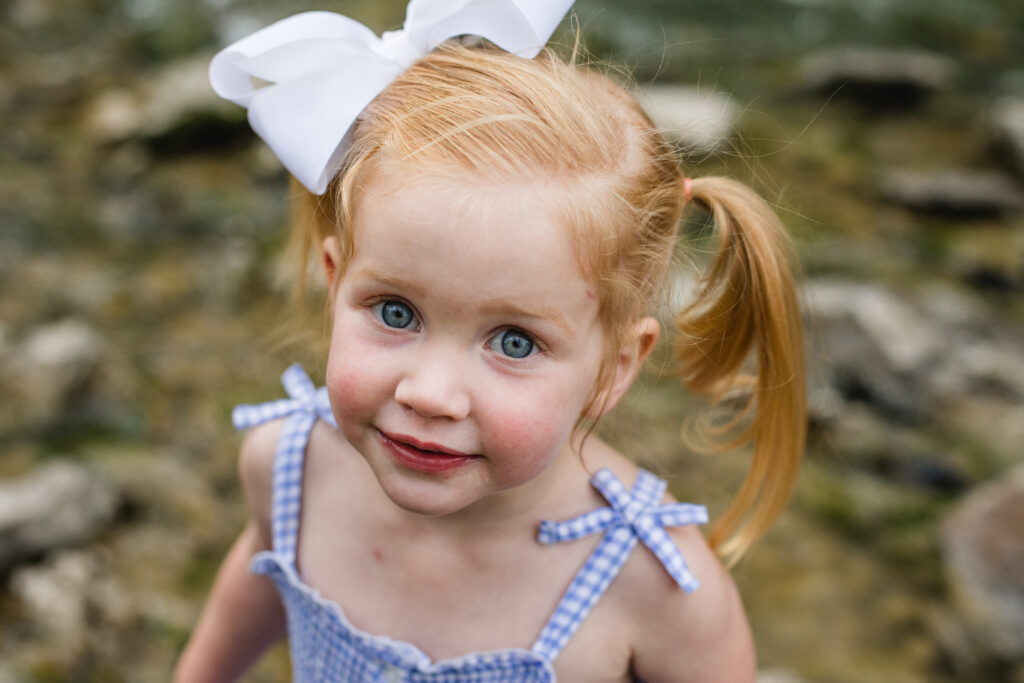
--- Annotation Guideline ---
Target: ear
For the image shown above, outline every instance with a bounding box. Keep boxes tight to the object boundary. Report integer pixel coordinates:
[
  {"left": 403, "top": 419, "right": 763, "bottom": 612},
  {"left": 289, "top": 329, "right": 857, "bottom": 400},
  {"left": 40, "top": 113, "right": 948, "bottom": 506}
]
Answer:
[
  {"left": 322, "top": 236, "right": 342, "bottom": 292},
  {"left": 595, "top": 317, "right": 660, "bottom": 417}
]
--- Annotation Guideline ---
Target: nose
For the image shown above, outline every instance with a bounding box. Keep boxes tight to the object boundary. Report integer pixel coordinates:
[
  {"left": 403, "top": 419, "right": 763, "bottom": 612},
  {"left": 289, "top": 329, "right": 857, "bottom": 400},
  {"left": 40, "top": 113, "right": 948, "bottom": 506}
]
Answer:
[{"left": 394, "top": 347, "right": 471, "bottom": 421}]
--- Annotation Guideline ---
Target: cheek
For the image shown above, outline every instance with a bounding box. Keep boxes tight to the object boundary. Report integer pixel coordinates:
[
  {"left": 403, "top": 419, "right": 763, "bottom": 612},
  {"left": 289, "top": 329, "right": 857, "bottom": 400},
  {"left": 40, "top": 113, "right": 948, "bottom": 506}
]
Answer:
[
  {"left": 481, "top": 384, "right": 583, "bottom": 474},
  {"left": 324, "top": 325, "right": 385, "bottom": 429},
  {"left": 326, "top": 355, "right": 365, "bottom": 416}
]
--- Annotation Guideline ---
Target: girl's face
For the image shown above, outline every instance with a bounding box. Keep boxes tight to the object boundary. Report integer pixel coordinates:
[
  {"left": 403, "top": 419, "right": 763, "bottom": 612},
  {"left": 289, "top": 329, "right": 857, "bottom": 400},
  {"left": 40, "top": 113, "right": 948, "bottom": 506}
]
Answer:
[{"left": 324, "top": 167, "right": 610, "bottom": 519}]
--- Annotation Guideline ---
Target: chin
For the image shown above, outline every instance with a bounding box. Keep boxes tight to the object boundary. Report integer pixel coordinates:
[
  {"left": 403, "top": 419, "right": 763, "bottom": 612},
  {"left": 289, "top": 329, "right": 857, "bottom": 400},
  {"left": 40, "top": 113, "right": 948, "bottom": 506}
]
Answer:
[{"left": 371, "top": 467, "right": 486, "bottom": 518}]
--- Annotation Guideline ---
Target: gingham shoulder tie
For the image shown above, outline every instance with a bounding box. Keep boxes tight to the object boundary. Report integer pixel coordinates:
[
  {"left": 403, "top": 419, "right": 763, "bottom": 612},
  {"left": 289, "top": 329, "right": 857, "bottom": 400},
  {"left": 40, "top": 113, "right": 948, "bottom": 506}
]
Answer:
[
  {"left": 530, "top": 468, "right": 708, "bottom": 662},
  {"left": 232, "top": 364, "right": 336, "bottom": 565}
]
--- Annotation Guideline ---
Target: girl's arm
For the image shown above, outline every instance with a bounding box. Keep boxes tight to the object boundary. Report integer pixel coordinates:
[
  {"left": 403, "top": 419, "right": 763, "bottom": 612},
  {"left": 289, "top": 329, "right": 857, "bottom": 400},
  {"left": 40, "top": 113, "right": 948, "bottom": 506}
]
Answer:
[
  {"left": 174, "top": 420, "right": 287, "bottom": 682},
  {"left": 629, "top": 527, "right": 757, "bottom": 683},
  {"left": 173, "top": 523, "right": 286, "bottom": 682}
]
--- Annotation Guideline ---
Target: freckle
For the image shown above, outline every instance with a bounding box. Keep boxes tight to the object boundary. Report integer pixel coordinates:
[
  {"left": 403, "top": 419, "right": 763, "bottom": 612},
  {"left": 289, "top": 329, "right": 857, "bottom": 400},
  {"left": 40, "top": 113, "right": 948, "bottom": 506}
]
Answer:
[
  {"left": 372, "top": 549, "right": 384, "bottom": 562},
  {"left": 586, "top": 290, "right": 595, "bottom": 300}
]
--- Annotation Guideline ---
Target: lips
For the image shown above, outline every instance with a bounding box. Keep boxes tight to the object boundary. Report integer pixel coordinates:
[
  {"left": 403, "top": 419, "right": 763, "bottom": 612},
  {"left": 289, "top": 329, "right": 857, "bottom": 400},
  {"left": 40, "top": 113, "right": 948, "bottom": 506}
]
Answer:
[{"left": 377, "top": 430, "right": 479, "bottom": 473}]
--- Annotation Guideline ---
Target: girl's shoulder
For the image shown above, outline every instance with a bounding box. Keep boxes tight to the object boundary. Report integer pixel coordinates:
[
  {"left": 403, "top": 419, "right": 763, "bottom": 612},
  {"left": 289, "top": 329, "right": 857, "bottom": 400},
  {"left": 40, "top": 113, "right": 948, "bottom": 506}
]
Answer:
[
  {"left": 236, "top": 417, "right": 356, "bottom": 547},
  {"left": 582, "top": 440, "right": 756, "bottom": 682},
  {"left": 623, "top": 526, "right": 753, "bottom": 669},
  {"left": 622, "top": 519, "right": 755, "bottom": 681},
  {"left": 237, "top": 418, "right": 285, "bottom": 539}
]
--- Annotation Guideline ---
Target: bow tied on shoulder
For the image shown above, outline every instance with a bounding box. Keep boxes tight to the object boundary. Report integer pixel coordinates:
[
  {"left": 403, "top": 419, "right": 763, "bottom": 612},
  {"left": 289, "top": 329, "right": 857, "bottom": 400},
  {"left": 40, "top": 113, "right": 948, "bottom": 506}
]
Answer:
[
  {"left": 232, "top": 364, "right": 336, "bottom": 430},
  {"left": 209, "top": 0, "right": 575, "bottom": 195},
  {"left": 538, "top": 469, "right": 708, "bottom": 592}
]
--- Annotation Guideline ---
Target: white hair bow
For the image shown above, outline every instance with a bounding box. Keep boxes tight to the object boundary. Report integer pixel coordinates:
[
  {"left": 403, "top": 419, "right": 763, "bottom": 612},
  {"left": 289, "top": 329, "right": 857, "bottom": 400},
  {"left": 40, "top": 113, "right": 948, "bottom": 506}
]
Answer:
[{"left": 209, "top": 0, "right": 574, "bottom": 195}]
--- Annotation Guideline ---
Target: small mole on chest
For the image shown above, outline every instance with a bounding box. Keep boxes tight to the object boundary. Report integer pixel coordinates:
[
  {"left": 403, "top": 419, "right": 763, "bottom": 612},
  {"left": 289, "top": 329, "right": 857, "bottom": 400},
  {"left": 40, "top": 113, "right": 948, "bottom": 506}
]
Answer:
[{"left": 372, "top": 548, "right": 384, "bottom": 562}]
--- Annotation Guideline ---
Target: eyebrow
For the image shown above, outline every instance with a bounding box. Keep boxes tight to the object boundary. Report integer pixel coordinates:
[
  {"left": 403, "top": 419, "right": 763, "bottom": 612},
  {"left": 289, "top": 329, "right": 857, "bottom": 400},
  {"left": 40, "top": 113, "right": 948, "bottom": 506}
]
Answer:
[
  {"left": 351, "top": 268, "right": 426, "bottom": 296},
  {"left": 479, "top": 298, "right": 575, "bottom": 337},
  {"left": 352, "top": 268, "right": 576, "bottom": 337}
]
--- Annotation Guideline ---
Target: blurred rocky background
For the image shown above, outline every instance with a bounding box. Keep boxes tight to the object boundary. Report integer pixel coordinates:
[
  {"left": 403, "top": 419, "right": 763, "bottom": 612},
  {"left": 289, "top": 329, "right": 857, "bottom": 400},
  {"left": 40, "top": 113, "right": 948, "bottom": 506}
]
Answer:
[{"left": 0, "top": 0, "right": 1022, "bottom": 681}]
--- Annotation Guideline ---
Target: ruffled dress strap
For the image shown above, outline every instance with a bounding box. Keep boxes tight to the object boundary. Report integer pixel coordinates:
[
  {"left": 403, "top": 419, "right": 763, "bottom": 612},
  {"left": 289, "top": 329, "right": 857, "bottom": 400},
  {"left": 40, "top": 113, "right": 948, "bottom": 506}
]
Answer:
[
  {"left": 232, "top": 364, "right": 336, "bottom": 567},
  {"left": 530, "top": 468, "right": 708, "bottom": 662}
]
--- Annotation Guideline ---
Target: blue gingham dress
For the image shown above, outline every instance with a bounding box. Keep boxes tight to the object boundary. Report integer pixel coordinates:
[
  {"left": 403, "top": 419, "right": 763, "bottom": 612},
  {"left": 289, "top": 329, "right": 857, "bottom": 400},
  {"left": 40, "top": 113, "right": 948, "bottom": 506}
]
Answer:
[{"left": 233, "top": 366, "right": 709, "bottom": 682}]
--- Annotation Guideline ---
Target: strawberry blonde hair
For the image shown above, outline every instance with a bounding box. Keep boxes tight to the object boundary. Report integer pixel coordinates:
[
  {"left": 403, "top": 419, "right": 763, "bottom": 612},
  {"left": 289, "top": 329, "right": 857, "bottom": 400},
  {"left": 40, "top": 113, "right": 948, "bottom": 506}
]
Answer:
[{"left": 289, "top": 43, "right": 805, "bottom": 565}]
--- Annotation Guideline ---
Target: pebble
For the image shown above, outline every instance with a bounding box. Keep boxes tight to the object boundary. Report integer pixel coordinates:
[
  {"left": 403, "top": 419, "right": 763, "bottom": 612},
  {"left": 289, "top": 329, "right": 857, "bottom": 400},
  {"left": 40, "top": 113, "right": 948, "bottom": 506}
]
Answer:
[
  {"left": 942, "top": 464, "right": 1024, "bottom": 662},
  {"left": 806, "top": 279, "right": 1024, "bottom": 429},
  {"left": 989, "top": 97, "right": 1024, "bottom": 180},
  {"left": 85, "top": 54, "right": 242, "bottom": 150},
  {"left": 0, "top": 461, "right": 120, "bottom": 574},
  {"left": 9, "top": 549, "right": 133, "bottom": 666},
  {"left": 797, "top": 46, "right": 957, "bottom": 107},
  {"left": 635, "top": 85, "right": 741, "bottom": 156},
  {"left": 880, "top": 169, "right": 1024, "bottom": 218},
  {"left": 807, "top": 280, "right": 939, "bottom": 373},
  {"left": 804, "top": 280, "right": 939, "bottom": 422},
  {"left": 0, "top": 318, "right": 106, "bottom": 433}
]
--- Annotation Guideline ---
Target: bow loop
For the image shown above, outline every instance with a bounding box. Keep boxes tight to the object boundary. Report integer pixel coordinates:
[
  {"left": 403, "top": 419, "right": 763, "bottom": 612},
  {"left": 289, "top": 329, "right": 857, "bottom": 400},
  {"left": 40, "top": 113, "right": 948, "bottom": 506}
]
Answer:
[
  {"left": 210, "top": 0, "right": 574, "bottom": 194},
  {"left": 537, "top": 508, "right": 616, "bottom": 545},
  {"left": 282, "top": 365, "right": 336, "bottom": 426},
  {"left": 590, "top": 469, "right": 634, "bottom": 512},
  {"left": 210, "top": 12, "right": 380, "bottom": 105},
  {"left": 630, "top": 468, "right": 667, "bottom": 505},
  {"left": 376, "top": 29, "right": 426, "bottom": 68},
  {"left": 281, "top": 363, "right": 317, "bottom": 402}
]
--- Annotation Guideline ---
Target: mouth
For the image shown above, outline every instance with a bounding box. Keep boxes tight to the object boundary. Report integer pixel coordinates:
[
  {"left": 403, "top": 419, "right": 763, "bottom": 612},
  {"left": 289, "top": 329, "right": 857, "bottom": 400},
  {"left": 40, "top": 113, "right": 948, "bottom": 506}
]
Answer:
[{"left": 377, "top": 430, "right": 480, "bottom": 473}]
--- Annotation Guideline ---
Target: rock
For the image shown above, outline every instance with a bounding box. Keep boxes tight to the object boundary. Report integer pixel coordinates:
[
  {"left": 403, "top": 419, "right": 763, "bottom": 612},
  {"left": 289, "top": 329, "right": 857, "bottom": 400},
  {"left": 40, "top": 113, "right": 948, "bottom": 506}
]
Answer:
[
  {"left": 823, "top": 403, "right": 967, "bottom": 493},
  {"left": 879, "top": 169, "right": 1024, "bottom": 218},
  {"left": 635, "top": 85, "right": 741, "bottom": 155},
  {"left": 804, "top": 280, "right": 940, "bottom": 422},
  {"left": 806, "top": 280, "right": 1024, "bottom": 428},
  {"left": 942, "top": 464, "right": 1024, "bottom": 662},
  {"left": 0, "top": 318, "right": 106, "bottom": 433},
  {"left": 989, "top": 97, "right": 1024, "bottom": 180},
  {"left": 918, "top": 286, "right": 1024, "bottom": 399},
  {"left": 88, "top": 89, "right": 143, "bottom": 143},
  {"left": 950, "top": 342, "right": 1024, "bottom": 400},
  {"left": 17, "top": 318, "right": 104, "bottom": 374},
  {"left": 8, "top": 549, "right": 133, "bottom": 663},
  {"left": 86, "top": 54, "right": 245, "bottom": 153},
  {"left": 0, "top": 462, "right": 120, "bottom": 574},
  {"left": 797, "top": 46, "right": 957, "bottom": 108},
  {"left": 812, "top": 281, "right": 940, "bottom": 372}
]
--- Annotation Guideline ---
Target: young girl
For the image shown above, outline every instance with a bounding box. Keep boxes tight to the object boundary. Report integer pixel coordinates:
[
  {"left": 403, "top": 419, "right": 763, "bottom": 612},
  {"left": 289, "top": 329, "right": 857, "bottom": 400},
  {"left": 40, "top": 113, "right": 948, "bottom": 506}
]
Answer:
[{"left": 176, "top": 2, "right": 805, "bottom": 680}]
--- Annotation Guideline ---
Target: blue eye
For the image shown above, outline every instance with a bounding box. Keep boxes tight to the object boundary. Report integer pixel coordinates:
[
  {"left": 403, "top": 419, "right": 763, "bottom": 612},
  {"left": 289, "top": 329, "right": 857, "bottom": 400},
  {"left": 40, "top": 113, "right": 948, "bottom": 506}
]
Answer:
[
  {"left": 373, "top": 301, "right": 416, "bottom": 329},
  {"left": 494, "top": 329, "right": 535, "bottom": 359}
]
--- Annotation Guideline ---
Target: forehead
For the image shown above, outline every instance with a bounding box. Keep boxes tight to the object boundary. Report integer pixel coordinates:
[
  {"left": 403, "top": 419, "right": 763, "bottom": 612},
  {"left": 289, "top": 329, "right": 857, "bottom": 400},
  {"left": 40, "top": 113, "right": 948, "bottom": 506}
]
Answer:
[
  {"left": 353, "top": 162, "right": 571, "bottom": 253},
  {"left": 348, "top": 164, "right": 597, "bottom": 319}
]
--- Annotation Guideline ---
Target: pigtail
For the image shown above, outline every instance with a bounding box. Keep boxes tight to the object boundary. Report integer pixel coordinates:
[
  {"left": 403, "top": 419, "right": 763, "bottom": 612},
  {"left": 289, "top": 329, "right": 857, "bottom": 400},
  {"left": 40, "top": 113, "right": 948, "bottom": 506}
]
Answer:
[{"left": 676, "top": 176, "right": 806, "bottom": 566}]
